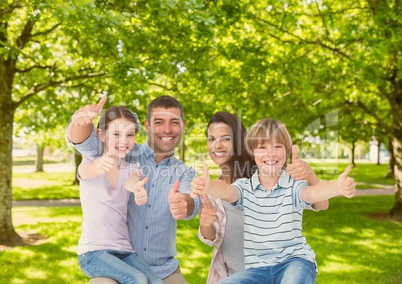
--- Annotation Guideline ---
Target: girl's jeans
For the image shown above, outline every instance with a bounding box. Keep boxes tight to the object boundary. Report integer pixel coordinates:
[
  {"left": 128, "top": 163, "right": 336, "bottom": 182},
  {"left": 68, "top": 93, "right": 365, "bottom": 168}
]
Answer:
[
  {"left": 218, "top": 257, "right": 317, "bottom": 284},
  {"left": 79, "top": 250, "right": 163, "bottom": 284}
]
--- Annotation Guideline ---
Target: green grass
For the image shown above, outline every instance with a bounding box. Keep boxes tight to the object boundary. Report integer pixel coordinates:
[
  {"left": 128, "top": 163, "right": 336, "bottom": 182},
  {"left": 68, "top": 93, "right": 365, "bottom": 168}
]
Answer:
[
  {"left": 309, "top": 161, "right": 395, "bottom": 189},
  {"left": 12, "top": 171, "right": 80, "bottom": 200},
  {"left": 11, "top": 161, "right": 394, "bottom": 202},
  {"left": 5, "top": 161, "right": 401, "bottom": 283},
  {"left": 1, "top": 195, "right": 401, "bottom": 283}
]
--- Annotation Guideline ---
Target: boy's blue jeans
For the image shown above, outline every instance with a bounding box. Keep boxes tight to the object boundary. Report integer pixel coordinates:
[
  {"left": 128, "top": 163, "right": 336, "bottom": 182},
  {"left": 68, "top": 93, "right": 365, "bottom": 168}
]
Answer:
[
  {"left": 218, "top": 257, "right": 316, "bottom": 284},
  {"left": 79, "top": 250, "right": 162, "bottom": 284}
]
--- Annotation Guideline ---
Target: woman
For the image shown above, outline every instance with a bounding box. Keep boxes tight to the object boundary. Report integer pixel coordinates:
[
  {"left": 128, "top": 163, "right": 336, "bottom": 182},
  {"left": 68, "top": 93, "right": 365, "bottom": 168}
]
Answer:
[{"left": 198, "top": 112, "right": 328, "bottom": 283}]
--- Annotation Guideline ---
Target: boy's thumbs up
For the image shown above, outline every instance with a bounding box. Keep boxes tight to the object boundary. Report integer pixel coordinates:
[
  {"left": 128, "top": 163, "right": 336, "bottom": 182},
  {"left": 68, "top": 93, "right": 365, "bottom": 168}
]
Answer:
[
  {"left": 340, "top": 165, "right": 352, "bottom": 179},
  {"left": 291, "top": 145, "right": 299, "bottom": 162},
  {"left": 337, "top": 165, "right": 355, "bottom": 198}
]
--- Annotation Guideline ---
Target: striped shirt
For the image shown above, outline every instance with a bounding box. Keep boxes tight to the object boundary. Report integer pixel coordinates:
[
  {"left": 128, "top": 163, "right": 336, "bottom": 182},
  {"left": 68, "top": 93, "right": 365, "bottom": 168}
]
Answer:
[
  {"left": 70, "top": 130, "right": 200, "bottom": 279},
  {"left": 232, "top": 170, "right": 316, "bottom": 270}
]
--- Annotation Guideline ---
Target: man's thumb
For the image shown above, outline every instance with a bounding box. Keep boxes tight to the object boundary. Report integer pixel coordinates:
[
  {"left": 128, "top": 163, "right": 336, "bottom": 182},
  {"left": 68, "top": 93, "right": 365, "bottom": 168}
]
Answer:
[{"left": 168, "top": 180, "right": 180, "bottom": 202}]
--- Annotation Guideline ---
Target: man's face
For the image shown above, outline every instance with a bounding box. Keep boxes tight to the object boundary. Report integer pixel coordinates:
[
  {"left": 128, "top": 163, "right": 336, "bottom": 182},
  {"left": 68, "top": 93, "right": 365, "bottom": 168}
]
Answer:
[{"left": 145, "top": 107, "right": 185, "bottom": 160}]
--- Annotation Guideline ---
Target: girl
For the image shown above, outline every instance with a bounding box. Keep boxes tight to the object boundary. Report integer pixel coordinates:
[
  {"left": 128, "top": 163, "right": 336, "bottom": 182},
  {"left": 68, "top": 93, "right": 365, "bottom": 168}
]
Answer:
[
  {"left": 197, "top": 114, "right": 329, "bottom": 283},
  {"left": 77, "top": 105, "right": 162, "bottom": 284}
]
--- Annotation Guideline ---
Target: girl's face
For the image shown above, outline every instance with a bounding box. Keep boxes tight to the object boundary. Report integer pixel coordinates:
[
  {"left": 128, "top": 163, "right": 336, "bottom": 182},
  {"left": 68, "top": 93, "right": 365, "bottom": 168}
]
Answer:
[
  {"left": 207, "top": 122, "right": 233, "bottom": 167},
  {"left": 99, "top": 118, "right": 137, "bottom": 158},
  {"left": 253, "top": 141, "right": 286, "bottom": 177}
]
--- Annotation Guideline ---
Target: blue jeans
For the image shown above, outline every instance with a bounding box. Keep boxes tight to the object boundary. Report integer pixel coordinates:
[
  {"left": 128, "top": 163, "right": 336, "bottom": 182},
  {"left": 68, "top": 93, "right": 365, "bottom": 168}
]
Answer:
[
  {"left": 218, "top": 257, "right": 316, "bottom": 284},
  {"left": 79, "top": 250, "right": 163, "bottom": 284}
]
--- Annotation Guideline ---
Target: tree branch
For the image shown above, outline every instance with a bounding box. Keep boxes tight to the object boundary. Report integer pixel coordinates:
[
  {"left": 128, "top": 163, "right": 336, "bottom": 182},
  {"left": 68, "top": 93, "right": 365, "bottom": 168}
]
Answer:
[
  {"left": 31, "top": 23, "right": 61, "bottom": 38},
  {"left": 15, "top": 64, "right": 54, "bottom": 73},
  {"left": 16, "top": 18, "right": 36, "bottom": 49},
  {"left": 15, "top": 71, "right": 106, "bottom": 107},
  {"left": 346, "top": 99, "right": 392, "bottom": 133}
]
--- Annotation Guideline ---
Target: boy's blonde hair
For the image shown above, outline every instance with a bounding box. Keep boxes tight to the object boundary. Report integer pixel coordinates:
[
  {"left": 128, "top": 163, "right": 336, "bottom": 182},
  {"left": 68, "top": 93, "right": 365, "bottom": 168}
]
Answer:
[{"left": 246, "top": 118, "right": 293, "bottom": 168}]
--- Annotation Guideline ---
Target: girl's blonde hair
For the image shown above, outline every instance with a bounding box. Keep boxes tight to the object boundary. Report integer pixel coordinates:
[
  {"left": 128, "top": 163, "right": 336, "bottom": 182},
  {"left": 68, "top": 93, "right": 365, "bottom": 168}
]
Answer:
[{"left": 246, "top": 118, "right": 293, "bottom": 168}]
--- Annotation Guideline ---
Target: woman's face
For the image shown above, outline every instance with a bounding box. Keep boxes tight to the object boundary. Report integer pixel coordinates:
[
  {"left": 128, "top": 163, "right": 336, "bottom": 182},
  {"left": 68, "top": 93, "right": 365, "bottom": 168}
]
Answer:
[{"left": 207, "top": 122, "right": 233, "bottom": 167}]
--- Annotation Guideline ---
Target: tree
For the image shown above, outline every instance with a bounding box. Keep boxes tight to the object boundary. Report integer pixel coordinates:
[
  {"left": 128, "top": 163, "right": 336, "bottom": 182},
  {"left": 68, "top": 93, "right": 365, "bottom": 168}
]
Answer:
[
  {"left": 218, "top": 0, "right": 402, "bottom": 218},
  {"left": 0, "top": 0, "right": 122, "bottom": 245}
]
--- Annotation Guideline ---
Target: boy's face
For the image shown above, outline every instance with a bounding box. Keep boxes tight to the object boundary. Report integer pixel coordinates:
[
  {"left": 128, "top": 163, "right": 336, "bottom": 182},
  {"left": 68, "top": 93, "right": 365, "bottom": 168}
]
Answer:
[
  {"left": 253, "top": 141, "right": 286, "bottom": 177},
  {"left": 145, "top": 107, "right": 185, "bottom": 161}
]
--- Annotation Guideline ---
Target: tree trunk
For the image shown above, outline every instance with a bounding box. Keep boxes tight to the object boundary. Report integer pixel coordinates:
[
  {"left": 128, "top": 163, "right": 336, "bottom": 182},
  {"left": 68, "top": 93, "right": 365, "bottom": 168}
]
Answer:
[
  {"left": 35, "top": 144, "right": 44, "bottom": 172},
  {"left": 377, "top": 139, "right": 381, "bottom": 165},
  {"left": 386, "top": 138, "right": 395, "bottom": 179},
  {"left": 72, "top": 150, "right": 82, "bottom": 185},
  {"left": 0, "top": 97, "right": 22, "bottom": 245},
  {"left": 389, "top": 125, "right": 402, "bottom": 218},
  {"left": 351, "top": 141, "right": 356, "bottom": 167}
]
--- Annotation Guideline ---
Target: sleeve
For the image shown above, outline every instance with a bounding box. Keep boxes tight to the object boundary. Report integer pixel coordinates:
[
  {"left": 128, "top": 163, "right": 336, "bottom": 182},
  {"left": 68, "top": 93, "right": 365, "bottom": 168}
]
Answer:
[
  {"left": 294, "top": 180, "right": 312, "bottom": 209},
  {"left": 129, "top": 161, "right": 142, "bottom": 175},
  {"left": 68, "top": 127, "right": 103, "bottom": 157},
  {"left": 230, "top": 179, "right": 244, "bottom": 208}
]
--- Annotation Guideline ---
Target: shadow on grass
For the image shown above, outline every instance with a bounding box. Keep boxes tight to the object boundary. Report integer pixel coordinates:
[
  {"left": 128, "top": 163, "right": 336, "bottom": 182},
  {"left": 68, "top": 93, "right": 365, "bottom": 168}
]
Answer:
[{"left": 304, "top": 195, "right": 402, "bottom": 284}]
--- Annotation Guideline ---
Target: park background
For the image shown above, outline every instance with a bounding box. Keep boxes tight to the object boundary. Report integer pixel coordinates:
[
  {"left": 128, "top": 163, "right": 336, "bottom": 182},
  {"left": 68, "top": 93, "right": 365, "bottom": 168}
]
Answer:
[{"left": 1, "top": 1, "right": 401, "bottom": 283}]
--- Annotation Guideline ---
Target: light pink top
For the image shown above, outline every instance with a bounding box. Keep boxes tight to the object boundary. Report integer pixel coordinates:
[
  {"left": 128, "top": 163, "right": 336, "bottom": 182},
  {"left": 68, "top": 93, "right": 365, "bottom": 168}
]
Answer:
[{"left": 77, "top": 157, "right": 140, "bottom": 255}]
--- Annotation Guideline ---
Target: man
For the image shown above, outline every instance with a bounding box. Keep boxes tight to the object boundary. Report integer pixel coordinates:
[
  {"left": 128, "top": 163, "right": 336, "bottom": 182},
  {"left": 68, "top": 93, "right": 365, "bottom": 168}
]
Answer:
[{"left": 68, "top": 95, "right": 200, "bottom": 284}]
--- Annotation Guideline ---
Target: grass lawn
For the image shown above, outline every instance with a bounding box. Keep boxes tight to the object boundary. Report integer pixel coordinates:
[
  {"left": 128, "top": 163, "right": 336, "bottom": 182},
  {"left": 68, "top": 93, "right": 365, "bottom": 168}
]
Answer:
[
  {"left": 1, "top": 195, "right": 401, "bottom": 283},
  {"left": 11, "top": 161, "right": 395, "bottom": 202},
  {"left": 5, "top": 161, "right": 399, "bottom": 283}
]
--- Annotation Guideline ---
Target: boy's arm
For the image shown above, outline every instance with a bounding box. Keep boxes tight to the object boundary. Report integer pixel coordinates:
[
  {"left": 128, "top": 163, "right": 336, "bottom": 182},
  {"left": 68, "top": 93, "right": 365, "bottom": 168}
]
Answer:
[
  {"left": 301, "top": 166, "right": 355, "bottom": 203},
  {"left": 191, "top": 165, "right": 240, "bottom": 203},
  {"left": 287, "top": 145, "right": 328, "bottom": 210}
]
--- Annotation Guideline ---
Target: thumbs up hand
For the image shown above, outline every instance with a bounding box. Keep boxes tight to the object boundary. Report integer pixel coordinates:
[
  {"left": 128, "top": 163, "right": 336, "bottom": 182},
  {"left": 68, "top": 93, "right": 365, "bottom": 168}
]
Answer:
[
  {"left": 287, "top": 145, "right": 311, "bottom": 181},
  {"left": 168, "top": 180, "right": 190, "bottom": 219},
  {"left": 93, "top": 151, "right": 115, "bottom": 175},
  {"left": 72, "top": 95, "right": 107, "bottom": 126},
  {"left": 131, "top": 176, "right": 149, "bottom": 205},
  {"left": 191, "top": 164, "right": 210, "bottom": 198},
  {"left": 199, "top": 194, "right": 217, "bottom": 227},
  {"left": 336, "top": 165, "right": 355, "bottom": 198}
]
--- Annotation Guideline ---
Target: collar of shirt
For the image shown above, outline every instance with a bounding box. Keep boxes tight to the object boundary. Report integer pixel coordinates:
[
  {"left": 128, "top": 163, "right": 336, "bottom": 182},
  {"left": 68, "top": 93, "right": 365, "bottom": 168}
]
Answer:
[
  {"left": 251, "top": 170, "right": 294, "bottom": 192},
  {"left": 140, "top": 141, "right": 175, "bottom": 166}
]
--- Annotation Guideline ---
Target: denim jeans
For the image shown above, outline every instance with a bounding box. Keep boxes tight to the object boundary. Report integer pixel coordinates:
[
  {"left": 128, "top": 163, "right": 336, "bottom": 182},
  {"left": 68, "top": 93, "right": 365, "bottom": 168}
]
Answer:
[
  {"left": 218, "top": 257, "right": 316, "bottom": 284},
  {"left": 79, "top": 250, "right": 163, "bottom": 284}
]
